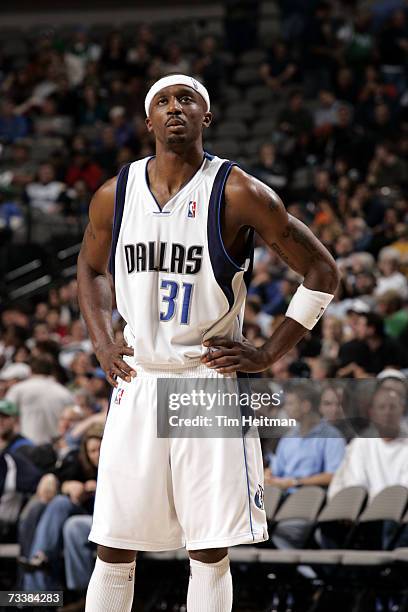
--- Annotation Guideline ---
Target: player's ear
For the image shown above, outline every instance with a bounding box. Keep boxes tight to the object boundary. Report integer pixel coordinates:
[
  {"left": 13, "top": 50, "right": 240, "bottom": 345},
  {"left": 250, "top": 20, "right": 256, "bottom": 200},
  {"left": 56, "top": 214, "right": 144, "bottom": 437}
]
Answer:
[
  {"left": 203, "top": 112, "right": 212, "bottom": 129},
  {"left": 145, "top": 117, "right": 153, "bottom": 133}
]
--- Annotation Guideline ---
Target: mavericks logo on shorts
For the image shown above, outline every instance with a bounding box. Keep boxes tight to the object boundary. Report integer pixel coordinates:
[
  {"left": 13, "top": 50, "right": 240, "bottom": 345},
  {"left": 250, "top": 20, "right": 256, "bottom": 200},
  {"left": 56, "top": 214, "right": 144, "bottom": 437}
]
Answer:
[
  {"left": 254, "top": 484, "right": 264, "bottom": 510},
  {"left": 114, "top": 388, "right": 125, "bottom": 405}
]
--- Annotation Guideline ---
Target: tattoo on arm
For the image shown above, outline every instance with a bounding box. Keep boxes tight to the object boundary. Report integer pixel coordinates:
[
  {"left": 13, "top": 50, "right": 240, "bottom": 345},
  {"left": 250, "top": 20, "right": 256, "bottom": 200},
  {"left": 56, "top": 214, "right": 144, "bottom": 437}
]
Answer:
[
  {"left": 270, "top": 242, "right": 294, "bottom": 267},
  {"left": 281, "top": 223, "right": 320, "bottom": 261},
  {"left": 281, "top": 222, "right": 338, "bottom": 288}
]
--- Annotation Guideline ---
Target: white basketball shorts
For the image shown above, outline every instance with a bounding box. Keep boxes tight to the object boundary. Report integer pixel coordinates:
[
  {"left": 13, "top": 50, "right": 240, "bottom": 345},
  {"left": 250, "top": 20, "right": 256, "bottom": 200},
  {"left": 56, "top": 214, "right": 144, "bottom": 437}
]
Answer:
[{"left": 89, "top": 363, "right": 268, "bottom": 551}]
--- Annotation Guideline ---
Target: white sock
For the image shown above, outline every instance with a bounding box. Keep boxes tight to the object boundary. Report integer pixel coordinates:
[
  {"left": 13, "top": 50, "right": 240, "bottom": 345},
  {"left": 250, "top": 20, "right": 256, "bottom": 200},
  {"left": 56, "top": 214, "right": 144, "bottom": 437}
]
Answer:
[
  {"left": 187, "top": 556, "right": 232, "bottom": 612},
  {"left": 85, "top": 556, "right": 135, "bottom": 612}
]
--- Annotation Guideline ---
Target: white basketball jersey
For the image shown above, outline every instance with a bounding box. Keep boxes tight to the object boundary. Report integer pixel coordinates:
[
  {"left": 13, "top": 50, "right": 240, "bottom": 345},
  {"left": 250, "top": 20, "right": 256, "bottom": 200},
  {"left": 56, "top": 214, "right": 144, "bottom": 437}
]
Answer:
[{"left": 109, "top": 153, "right": 254, "bottom": 368}]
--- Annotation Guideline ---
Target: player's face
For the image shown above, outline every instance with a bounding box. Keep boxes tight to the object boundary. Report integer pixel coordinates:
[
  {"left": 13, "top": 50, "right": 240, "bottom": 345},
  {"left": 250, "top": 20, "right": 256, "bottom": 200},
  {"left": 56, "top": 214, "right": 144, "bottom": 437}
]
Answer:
[{"left": 146, "top": 85, "right": 212, "bottom": 147}]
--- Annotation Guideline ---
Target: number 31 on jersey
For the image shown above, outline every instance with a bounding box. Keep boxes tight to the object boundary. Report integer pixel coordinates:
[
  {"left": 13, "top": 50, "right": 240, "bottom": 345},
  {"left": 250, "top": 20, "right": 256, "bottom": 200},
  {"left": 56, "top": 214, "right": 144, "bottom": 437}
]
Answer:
[{"left": 160, "top": 280, "right": 193, "bottom": 325}]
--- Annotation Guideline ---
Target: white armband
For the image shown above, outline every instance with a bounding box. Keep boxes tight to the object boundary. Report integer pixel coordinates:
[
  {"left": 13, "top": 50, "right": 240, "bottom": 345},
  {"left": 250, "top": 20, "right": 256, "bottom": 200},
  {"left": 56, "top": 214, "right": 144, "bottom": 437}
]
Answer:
[{"left": 285, "top": 283, "right": 334, "bottom": 330}]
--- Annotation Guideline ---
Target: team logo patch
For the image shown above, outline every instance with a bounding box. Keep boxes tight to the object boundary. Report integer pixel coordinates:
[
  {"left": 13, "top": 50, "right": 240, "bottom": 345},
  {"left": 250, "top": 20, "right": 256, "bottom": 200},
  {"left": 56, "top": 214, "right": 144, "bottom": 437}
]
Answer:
[
  {"left": 188, "top": 200, "right": 197, "bottom": 218},
  {"left": 114, "top": 388, "right": 125, "bottom": 405},
  {"left": 254, "top": 484, "right": 264, "bottom": 510}
]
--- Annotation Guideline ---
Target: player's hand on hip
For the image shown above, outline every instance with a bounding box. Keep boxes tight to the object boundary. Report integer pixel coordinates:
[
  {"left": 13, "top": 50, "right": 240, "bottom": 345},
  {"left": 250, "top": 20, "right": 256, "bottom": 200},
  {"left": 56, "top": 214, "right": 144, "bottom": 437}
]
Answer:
[
  {"left": 200, "top": 336, "right": 269, "bottom": 373},
  {"left": 95, "top": 341, "right": 136, "bottom": 387}
]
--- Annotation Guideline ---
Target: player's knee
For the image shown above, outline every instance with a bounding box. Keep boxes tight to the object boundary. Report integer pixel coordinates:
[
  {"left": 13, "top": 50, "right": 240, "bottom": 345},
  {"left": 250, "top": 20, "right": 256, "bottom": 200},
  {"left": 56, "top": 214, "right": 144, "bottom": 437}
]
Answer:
[
  {"left": 97, "top": 544, "right": 137, "bottom": 564},
  {"left": 189, "top": 547, "right": 228, "bottom": 564}
]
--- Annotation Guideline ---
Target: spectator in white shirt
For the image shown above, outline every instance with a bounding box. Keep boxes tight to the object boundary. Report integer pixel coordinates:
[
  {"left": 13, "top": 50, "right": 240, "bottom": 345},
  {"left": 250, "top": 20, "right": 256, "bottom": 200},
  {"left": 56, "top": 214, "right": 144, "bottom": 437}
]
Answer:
[
  {"left": 23, "top": 163, "right": 66, "bottom": 215},
  {"left": 375, "top": 247, "right": 408, "bottom": 300},
  {"left": 328, "top": 386, "right": 408, "bottom": 501},
  {"left": 6, "top": 355, "right": 73, "bottom": 445}
]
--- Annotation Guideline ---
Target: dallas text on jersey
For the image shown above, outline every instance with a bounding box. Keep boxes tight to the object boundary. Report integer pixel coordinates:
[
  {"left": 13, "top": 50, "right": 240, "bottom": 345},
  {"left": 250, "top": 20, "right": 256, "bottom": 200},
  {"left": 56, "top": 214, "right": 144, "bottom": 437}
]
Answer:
[{"left": 124, "top": 242, "right": 203, "bottom": 275}]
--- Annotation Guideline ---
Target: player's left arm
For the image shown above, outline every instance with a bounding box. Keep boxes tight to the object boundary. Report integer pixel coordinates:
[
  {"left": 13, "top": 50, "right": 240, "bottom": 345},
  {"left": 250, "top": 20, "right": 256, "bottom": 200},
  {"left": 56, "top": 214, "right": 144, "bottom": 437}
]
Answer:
[{"left": 201, "top": 167, "right": 340, "bottom": 373}]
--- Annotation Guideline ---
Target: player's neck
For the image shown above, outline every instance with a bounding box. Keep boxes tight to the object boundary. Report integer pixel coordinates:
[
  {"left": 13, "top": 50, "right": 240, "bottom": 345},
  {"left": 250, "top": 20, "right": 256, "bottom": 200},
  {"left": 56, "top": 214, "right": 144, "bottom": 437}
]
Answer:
[{"left": 151, "top": 142, "right": 204, "bottom": 192}]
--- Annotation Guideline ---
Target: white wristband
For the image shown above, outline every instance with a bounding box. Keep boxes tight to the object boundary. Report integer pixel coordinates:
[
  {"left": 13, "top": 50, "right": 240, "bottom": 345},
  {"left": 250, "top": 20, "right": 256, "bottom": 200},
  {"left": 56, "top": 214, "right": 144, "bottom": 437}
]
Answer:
[{"left": 285, "top": 284, "right": 334, "bottom": 330}]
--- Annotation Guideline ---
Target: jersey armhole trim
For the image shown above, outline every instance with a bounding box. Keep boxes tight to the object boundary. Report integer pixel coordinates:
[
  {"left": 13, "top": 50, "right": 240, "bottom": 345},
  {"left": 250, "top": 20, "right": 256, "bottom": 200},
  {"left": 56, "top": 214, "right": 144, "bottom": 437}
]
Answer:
[
  {"left": 216, "top": 162, "right": 245, "bottom": 272},
  {"left": 109, "top": 163, "right": 131, "bottom": 280}
]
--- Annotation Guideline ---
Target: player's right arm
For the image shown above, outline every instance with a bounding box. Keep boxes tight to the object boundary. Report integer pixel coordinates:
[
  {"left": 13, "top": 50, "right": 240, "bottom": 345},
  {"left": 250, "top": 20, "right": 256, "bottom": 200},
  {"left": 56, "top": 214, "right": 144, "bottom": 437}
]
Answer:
[{"left": 77, "top": 178, "right": 136, "bottom": 387}]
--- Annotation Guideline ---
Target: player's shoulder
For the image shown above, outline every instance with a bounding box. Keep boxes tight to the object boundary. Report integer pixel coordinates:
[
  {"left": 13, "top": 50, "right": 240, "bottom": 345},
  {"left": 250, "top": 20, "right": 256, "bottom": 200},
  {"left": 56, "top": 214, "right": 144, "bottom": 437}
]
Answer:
[
  {"left": 224, "top": 162, "right": 284, "bottom": 217},
  {"left": 89, "top": 176, "right": 117, "bottom": 228},
  {"left": 92, "top": 175, "right": 117, "bottom": 206},
  {"left": 98, "top": 175, "right": 117, "bottom": 196}
]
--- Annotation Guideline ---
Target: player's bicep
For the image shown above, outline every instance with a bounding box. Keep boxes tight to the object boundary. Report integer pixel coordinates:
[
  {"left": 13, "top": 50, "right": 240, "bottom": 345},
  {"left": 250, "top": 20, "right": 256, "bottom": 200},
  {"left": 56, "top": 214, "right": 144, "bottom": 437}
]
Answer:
[
  {"left": 237, "top": 180, "right": 311, "bottom": 275},
  {"left": 227, "top": 168, "right": 337, "bottom": 283},
  {"left": 249, "top": 188, "right": 335, "bottom": 278},
  {"left": 81, "top": 221, "right": 112, "bottom": 274},
  {"left": 79, "top": 178, "right": 116, "bottom": 274}
]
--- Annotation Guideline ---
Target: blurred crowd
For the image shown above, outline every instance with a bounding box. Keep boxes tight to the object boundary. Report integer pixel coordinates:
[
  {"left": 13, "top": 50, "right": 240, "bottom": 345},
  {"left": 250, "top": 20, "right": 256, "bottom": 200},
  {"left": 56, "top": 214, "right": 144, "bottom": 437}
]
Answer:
[
  {"left": 0, "top": 0, "right": 408, "bottom": 608},
  {"left": 0, "top": 0, "right": 407, "bottom": 375}
]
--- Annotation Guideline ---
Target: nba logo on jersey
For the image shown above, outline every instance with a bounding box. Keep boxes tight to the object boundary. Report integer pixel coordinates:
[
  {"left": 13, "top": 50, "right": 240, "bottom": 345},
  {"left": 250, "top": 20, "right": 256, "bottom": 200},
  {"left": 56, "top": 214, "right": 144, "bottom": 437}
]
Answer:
[
  {"left": 188, "top": 200, "right": 197, "bottom": 218},
  {"left": 114, "top": 388, "right": 125, "bottom": 404}
]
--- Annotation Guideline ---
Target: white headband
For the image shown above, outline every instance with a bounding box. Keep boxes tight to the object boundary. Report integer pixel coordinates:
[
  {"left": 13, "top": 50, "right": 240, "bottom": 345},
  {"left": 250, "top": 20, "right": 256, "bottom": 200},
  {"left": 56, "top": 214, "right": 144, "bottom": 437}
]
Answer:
[{"left": 144, "top": 74, "right": 210, "bottom": 116}]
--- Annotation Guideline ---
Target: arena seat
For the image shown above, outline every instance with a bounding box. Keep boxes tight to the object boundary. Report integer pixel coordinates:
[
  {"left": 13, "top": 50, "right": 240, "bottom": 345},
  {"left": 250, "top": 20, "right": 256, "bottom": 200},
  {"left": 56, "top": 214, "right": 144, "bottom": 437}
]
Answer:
[
  {"left": 240, "top": 49, "right": 267, "bottom": 66},
  {"left": 258, "top": 101, "right": 285, "bottom": 121},
  {"left": 251, "top": 118, "right": 275, "bottom": 138},
  {"left": 233, "top": 67, "right": 261, "bottom": 87},
  {"left": 353, "top": 485, "right": 408, "bottom": 549},
  {"left": 220, "top": 85, "right": 242, "bottom": 104},
  {"left": 258, "top": 486, "right": 326, "bottom": 564},
  {"left": 243, "top": 138, "right": 266, "bottom": 158},
  {"left": 264, "top": 485, "right": 282, "bottom": 523},
  {"left": 216, "top": 121, "right": 249, "bottom": 141},
  {"left": 295, "top": 486, "right": 407, "bottom": 567},
  {"left": 297, "top": 486, "right": 368, "bottom": 566},
  {"left": 245, "top": 85, "right": 273, "bottom": 105},
  {"left": 274, "top": 486, "right": 326, "bottom": 525},
  {"left": 327, "top": 486, "right": 408, "bottom": 570},
  {"left": 209, "top": 139, "right": 240, "bottom": 159},
  {"left": 225, "top": 102, "right": 255, "bottom": 122}
]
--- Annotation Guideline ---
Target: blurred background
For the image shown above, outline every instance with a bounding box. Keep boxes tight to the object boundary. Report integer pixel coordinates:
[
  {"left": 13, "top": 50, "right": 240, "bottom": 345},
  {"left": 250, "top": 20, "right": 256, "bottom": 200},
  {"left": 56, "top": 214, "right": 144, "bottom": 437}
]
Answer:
[{"left": 0, "top": 1, "right": 408, "bottom": 611}]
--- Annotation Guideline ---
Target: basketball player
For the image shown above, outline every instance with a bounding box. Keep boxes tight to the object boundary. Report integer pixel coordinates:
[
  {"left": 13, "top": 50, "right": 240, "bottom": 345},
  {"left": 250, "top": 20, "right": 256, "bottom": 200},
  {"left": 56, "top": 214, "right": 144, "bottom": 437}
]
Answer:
[{"left": 77, "top": 75, "right": 339, "bottom": 612}]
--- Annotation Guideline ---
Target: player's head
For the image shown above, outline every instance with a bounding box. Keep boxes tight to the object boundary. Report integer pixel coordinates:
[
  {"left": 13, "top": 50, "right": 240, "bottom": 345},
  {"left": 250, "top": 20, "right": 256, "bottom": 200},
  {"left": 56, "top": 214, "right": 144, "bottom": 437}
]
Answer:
[{"left": 144, "top": 75, "right": 212, "bottom": 147}]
